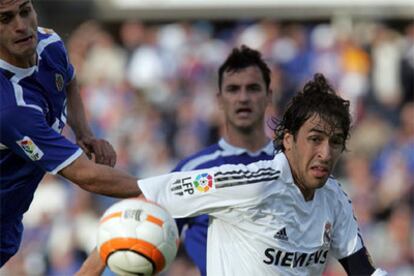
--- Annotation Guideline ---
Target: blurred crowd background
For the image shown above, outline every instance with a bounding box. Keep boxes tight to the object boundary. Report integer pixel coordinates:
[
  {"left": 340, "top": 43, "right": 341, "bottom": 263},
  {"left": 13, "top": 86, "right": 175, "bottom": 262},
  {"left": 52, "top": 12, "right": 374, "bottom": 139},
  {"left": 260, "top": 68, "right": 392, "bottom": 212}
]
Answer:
[{"left": 1, "top": 1, "right": 413, "bottom": 275}]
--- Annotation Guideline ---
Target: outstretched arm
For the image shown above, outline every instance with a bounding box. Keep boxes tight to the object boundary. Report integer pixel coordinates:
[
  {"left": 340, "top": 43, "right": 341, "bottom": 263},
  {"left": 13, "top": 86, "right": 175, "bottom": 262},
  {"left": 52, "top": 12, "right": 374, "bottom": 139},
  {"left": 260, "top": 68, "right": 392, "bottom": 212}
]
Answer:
[
  {"left": 66, "top": 78, "right": 117, "bottom": 167},
  {"left": 60, "top": 154, "right": 140, "bottom": 198},
  {"left": 76, "top": 248, "right": 105, "bottom": 276}
]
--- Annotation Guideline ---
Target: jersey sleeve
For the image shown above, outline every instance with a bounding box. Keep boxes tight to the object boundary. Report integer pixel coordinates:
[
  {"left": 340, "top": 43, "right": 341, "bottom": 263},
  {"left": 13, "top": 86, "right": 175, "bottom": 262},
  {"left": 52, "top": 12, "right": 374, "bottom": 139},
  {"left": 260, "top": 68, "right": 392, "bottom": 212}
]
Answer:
[
  {"left": 138, "top": 160, "right": 279, "bottom": 218},
  {"left": 330, "top": 184, "right": 364, "bottom": 259},
  {"left": 0, "top": 105, "right": 82, "bottom": 174}
]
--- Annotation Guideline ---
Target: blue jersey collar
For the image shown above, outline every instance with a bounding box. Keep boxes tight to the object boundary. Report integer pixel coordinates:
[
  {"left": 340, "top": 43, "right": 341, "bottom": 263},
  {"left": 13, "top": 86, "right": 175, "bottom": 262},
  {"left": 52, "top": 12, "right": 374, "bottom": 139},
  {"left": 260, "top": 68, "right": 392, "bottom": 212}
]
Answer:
[{"left": 218, "top": 138, "right": 274, "bottom": 157}]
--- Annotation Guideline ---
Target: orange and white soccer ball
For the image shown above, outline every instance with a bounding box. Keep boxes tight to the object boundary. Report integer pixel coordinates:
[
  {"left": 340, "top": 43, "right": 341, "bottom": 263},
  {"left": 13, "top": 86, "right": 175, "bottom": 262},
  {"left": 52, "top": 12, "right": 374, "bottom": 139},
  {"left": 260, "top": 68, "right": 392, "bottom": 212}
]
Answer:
[{"left": 97, "top": 198, "right": 179, "bottom": 276}]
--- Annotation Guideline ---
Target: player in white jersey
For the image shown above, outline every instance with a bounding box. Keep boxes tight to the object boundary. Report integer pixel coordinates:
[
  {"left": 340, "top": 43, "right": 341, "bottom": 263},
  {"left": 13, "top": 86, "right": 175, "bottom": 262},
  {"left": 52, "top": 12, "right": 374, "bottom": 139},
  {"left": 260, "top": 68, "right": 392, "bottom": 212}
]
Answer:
[{"left": 78, "top": 74, "right": 386, "bottom": 275}]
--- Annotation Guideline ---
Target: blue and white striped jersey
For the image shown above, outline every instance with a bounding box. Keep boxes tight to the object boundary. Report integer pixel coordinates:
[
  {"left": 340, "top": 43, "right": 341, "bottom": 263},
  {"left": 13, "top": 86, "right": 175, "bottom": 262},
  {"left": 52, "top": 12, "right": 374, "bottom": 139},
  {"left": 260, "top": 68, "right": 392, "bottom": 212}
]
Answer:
[
  {"left": 0, "top": 27, "right": 82, "bottom": 262},
  {"left": 139, "top": 152, "right": 364, "bottom": 276},
  {"left": 172, "top": 138, "right": 274, "bottom": 276}
]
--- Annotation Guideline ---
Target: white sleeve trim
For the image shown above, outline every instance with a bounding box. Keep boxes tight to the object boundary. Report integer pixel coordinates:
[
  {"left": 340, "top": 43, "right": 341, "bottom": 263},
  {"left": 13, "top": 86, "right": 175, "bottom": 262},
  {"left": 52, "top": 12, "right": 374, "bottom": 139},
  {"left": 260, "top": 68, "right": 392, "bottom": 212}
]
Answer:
[
  {"left": 49, "top": 148, "right": 83, "bottom": 175},
  {"left": 137, "top": 178, "right": 155, "bottom": 201},
  {"left": 371, "top": 269, "right": 388, "bottom": 276}
]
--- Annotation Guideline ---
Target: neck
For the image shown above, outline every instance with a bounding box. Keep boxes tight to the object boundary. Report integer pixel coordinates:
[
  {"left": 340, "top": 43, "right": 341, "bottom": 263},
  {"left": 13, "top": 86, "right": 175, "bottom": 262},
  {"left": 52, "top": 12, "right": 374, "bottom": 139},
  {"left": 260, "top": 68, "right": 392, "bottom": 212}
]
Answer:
[
  {"left": 284, "top": 152, "right": 315, "bottom": 201},
  {"left": 0, "top": 51, "right": 37, "bottom": 68},
  {"left": 223, "top": 126, "right": 269, "bottom": 152},
  {"left": 293, "top": 176, "right": 315, "bottom": 201}
]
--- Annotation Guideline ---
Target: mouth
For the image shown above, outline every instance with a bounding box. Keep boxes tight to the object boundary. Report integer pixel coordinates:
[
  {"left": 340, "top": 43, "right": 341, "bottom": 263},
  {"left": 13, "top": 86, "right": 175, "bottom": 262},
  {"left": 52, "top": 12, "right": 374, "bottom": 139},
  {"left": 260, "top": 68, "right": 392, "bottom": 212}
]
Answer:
[
  {"left": 235, "top": 107, "right": 252, "bottom": 117},
  {"left": 15, "top": 35, "right": 34, "bottom": 45},
  {"left": 310, "top": 165, "right": 329, "bottom": 178}
]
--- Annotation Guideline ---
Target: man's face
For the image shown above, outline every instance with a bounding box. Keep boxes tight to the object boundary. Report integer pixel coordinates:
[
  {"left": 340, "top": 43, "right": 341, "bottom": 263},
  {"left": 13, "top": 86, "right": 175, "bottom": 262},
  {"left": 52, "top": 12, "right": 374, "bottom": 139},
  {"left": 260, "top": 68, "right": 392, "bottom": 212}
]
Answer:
[
  {"left": 218, "top": 66, "right": 270, "bottom": 133},
  {"left": 283, "top": 114, "right": 345, "bottom": 200},
  {"left": 0, "top": 0, "right": 38, "bottom": 66}
]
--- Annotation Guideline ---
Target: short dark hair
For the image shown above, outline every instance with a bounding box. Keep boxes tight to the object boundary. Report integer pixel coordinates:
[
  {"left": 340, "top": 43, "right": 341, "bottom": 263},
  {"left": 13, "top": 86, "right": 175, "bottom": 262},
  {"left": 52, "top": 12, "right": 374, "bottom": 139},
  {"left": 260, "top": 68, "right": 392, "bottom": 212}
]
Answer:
[
  {"left": 218, "top": 45, "right": 271, "bottom": 91},
  {"left": 273, "top": 73, "right": 351, "bottom": 152}
]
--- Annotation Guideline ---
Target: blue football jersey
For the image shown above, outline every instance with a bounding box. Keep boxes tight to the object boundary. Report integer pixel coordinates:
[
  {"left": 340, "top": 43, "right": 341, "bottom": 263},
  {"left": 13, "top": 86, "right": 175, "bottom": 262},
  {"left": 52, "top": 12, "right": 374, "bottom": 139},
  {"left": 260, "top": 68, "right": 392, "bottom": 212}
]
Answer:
[
  {"left": 172, "top": 138, "right": 274, "bottom": 276},
  {"left": 0, "top": 27, "right": 82, "bottom": 264}
]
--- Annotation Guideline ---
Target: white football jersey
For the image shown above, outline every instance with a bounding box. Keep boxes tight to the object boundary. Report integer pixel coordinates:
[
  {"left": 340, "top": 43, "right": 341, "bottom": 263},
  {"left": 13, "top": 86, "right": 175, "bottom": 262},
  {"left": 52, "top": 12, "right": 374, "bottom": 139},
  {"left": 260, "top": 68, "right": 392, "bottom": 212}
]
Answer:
[{"left": 138, "top": 152, "right": 364, "bottom": 275}]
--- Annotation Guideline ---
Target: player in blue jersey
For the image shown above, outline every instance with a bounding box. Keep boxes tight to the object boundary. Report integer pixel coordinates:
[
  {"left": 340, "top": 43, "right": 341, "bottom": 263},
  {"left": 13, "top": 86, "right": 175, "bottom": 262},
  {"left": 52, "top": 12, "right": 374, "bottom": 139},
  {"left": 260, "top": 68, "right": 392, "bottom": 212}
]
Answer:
[
  {"left": 171, "top": 45, "right": 274, "bottom": 276},
  {"left": 0, "top": 0, "right": 139, "bottom": 266}
]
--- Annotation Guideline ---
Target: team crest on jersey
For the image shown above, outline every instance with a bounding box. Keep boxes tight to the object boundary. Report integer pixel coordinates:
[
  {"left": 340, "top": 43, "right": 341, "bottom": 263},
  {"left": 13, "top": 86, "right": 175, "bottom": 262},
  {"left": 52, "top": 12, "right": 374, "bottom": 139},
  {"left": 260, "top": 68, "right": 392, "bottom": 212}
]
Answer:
[
  {"left": 193, "top": 173, "right": 213, "bottom": 192},
  {"left": 323, "top": 222, "right": 332, "bottom": 247},
  {"left": 16, "top": 136, "right": 44, "bottom": 161},
  {"left": 55, "top": 73, "right": 64, "bottom": 92}
]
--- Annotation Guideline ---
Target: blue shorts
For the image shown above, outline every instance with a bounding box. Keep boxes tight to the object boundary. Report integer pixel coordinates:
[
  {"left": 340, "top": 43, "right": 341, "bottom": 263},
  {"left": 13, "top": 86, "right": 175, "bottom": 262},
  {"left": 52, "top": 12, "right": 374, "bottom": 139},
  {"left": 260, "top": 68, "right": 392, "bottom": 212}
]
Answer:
[{"left": 0, "top": 220, "right": 23, "bottom": 267}]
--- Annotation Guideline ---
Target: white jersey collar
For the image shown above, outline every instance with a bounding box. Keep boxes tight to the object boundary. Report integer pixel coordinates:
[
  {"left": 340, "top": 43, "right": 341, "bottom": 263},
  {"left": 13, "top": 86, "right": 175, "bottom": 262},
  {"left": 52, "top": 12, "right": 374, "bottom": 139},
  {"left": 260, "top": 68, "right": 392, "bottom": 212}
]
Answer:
[
  {"left": 0, "top": 58, "right": 36, "bottom": 80},
  {"left": 218, "top": 138, "right": 274, "bottom": 157}
]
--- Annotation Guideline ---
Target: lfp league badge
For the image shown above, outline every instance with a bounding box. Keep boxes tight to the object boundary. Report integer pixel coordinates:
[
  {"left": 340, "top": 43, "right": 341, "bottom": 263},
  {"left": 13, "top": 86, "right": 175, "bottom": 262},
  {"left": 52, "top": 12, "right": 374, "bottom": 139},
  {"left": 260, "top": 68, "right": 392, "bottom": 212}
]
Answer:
[{"left": 16, "top": 136, "right": 44, "bottom": 161}]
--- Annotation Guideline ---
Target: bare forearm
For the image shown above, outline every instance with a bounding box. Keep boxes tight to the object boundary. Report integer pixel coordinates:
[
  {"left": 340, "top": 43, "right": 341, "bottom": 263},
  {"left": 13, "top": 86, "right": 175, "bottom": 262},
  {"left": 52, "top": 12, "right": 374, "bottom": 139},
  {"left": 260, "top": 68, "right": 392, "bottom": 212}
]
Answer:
[
  {"left": 66, "top": 78, "right": 92, "bottom": 138},
  {"left": 76, "top": 248, "right": 105, "bottom": 276},
  {"left": 60, "top": 154, "right": 140, "bottom": 198},
  {"left": 77, "top": 164, "right": 140, "bottom": 198}
]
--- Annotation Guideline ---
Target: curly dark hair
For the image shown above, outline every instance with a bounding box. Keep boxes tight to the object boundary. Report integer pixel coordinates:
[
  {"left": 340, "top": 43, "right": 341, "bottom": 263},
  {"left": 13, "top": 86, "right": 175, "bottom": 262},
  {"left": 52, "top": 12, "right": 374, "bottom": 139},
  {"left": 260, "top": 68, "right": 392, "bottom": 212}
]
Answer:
[
  {"left": 218, "top": 45, "right": 271, "bottom": 91},
  {"left": 273, "top": 73, "right": 351, "bottom": 152}
]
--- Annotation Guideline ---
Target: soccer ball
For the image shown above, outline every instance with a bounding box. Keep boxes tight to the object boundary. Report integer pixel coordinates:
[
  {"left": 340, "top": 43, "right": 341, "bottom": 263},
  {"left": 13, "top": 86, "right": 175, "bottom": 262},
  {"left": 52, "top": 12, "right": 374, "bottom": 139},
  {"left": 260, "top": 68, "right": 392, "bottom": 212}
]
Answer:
[{"left": 97, "top": 198, "right": 179, "bottom": 276}]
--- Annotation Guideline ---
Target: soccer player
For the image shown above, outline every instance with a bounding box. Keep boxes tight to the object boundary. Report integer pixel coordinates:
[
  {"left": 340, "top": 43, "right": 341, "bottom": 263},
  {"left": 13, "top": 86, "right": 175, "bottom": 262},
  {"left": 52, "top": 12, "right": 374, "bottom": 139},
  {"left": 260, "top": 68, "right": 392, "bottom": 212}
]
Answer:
[
  {"left": 172, "top": 45, "right": 274, "bottom": 276},
  {"left": 0, "top": 0, "right": 139, "bottom": 266},
  {"left": 78, "top": 73, "right": 387, "bottom": 275}
]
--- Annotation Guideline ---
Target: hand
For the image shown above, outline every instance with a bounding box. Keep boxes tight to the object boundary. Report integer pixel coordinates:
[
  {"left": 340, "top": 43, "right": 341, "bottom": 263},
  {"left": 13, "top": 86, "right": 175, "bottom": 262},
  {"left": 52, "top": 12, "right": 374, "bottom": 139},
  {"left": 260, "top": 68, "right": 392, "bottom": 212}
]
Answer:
[{"left": 77, "top": 136, "right": 117, "bottom": 167}]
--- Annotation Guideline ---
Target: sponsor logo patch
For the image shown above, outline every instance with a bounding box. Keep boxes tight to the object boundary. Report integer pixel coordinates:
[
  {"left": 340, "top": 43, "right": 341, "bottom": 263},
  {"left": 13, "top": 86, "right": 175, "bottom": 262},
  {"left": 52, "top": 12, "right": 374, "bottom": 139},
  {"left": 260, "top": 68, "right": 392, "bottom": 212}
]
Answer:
[
  {"left": 263, "top": 248, "right": 328, "bottom": 267},
  {"left": 16, "top": 136, "right": 44, "bottom": 161},
  {"left": 274, "top": 227, "right": 288, "bottom": 241}
]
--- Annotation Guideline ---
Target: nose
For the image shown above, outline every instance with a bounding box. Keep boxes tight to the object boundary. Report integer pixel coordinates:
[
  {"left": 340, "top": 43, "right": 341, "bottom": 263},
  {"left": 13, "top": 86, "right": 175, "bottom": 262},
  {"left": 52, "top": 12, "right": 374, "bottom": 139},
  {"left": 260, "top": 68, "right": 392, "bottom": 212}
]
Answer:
[
  {"left": 237, "top": 88, "right": 250, "bottom": 102},
  {"left": 13, "top": 15, "right": 28, "bottom": 32},
  {"left": 317, "top": 141, "right": 332, "bottom": 161}
]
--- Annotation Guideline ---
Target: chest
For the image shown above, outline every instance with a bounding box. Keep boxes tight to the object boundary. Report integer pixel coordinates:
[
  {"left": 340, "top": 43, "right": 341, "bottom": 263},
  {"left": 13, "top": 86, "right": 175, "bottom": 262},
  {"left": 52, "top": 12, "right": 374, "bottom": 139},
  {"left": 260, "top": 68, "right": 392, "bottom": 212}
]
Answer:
[
  {"left": 240, "top": 191, "right": 335, "bottom": 251},
  {"left": 21, "top": 67, "right": 67, "bottom": 125}
]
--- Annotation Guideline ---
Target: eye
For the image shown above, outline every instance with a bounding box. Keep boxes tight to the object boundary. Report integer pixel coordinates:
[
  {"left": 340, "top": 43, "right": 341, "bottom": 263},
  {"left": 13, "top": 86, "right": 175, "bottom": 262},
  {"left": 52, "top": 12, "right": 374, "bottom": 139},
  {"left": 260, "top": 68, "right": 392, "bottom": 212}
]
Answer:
[
  {"left": 247, "top": 84, "right": 262, "bottom": 93},
  {"left": 0, "top": 14, "right": 13, "bottom": 24},
  {"left": 308, "top": 136, "right": 322, "bottom": 144},
  {"left": 330, "top": 137, "right": 344, "bottom": 148},
  {"left": 20, "top": 7, "right": 31, "bottom": 17},
  {"left": 225, "top": 85, "right": 239, "bottom": 93}
]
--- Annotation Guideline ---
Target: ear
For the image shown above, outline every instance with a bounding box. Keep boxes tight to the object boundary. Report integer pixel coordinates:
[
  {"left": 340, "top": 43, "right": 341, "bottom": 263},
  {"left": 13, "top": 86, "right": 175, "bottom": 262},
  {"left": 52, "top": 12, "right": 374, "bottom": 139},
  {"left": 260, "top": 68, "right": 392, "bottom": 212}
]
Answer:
[
  {"left": 267, "top": 88, "right": 272, "bottom": 97},
  {"left": 283, "top": 132, "right": 293, "bottom": 151},
  {"left": 266, "top": 89, "right": 272, "bottom": 105}
]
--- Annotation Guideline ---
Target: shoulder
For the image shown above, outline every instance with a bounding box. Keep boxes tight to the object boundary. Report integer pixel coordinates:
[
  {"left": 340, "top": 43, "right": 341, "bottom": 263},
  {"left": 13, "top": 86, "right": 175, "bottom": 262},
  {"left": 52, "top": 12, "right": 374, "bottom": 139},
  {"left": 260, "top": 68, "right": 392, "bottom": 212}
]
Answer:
[
  {"left": 37, "top": 27, "right": 62, "bottom": 43},
  {"left": 324, "top": 177, "right": 347, "bottom": 195},
  {"left": 322, "top": 177, "right": 353, "bottom": 209},
  {"left": 173, "top": 143, "right": 222, "bottom": 171},
  {"left": 37, "top": 27, "right": 63, "bottom": 47},
  {"left": 36, "top": 27, "right": 67, "bottom": 57}
]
